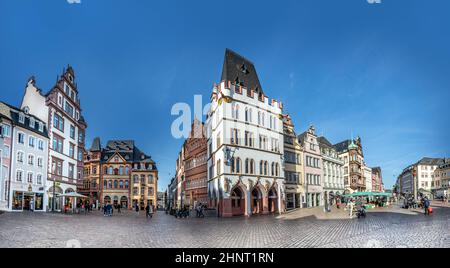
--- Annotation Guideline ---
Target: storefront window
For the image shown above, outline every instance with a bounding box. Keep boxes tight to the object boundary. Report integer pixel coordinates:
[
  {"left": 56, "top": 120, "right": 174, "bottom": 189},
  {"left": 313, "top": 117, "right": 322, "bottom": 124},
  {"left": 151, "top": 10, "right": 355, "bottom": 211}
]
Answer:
[
  {"left": 35, "top": 193, "right": 44, "bottom": 211},
  {"left": 13, "top": 191, "right": 23, "bottom": 210}
]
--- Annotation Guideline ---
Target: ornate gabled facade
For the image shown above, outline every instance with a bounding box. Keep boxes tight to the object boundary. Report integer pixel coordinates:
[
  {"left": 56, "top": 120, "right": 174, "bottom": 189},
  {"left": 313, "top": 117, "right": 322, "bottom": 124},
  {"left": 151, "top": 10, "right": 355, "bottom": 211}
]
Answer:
[
  {"left": 334, "top": 137, "right": 365, "bottom": 192},
  {"left": 282, "top": 114, "right": 305, "bottom": 210},
  {"left": 206, "top": 49, "right": 285, "bottom": 217},
  {"left": 183, "top": 119, "right": 208, "bottom": 207},
  {"left": 82, "top": 139, "right": 158, "bottom": 209},
  {"left": 298, "top": 126, "right": 323, "bottom": 207},
  {"left": 21, "top": 67, "right": 87, "bottom": 211}
]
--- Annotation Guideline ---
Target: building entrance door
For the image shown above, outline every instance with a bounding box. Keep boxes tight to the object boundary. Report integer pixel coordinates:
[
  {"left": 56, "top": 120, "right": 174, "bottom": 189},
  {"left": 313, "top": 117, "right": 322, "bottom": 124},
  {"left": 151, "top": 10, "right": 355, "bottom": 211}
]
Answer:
[{"left": 23, "top": 194, "right": 34, "bottom": 211}]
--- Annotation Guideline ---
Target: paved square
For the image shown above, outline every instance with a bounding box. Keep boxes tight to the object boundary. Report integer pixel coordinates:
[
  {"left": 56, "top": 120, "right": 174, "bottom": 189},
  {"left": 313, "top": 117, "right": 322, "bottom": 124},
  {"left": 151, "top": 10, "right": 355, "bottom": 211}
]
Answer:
[{"left": 0, "top": 203, "right": 449, "bottom": 248}]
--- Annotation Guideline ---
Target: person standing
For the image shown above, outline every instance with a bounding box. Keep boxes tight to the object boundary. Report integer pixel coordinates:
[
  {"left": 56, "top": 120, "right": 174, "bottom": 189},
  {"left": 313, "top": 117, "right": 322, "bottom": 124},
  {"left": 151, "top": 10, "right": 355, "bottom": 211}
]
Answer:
[
  {"left": 145, "top": 204, "right": 150, "bottom": 218},
  {"left": 117, "top": 204, "right": 121, "bottom": 214},
  {"left": 149, "top": 204, "right": 154, "bottom": 218},
  {"left": 349, "top": 198, "right": 355, "bottom": 218},
  {"left": 135, "top": 203, "right": 140, "bottom": 215},
  {"left": 423, "top": 197, "right": 430, "bottom": 216}
]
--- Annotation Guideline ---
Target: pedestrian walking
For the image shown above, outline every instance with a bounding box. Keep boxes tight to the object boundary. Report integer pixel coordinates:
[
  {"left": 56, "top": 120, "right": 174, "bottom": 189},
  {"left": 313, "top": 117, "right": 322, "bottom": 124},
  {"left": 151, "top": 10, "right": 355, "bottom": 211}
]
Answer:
[{"left": 135, "top": 204, "right": 140, "bottom": 215}]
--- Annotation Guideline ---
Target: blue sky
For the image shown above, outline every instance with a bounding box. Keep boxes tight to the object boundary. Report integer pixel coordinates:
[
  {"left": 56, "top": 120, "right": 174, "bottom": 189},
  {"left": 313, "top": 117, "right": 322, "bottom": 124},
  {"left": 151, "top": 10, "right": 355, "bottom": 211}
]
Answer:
[{"left": 1, "top": 0, "right": 449, "bottom": 191}]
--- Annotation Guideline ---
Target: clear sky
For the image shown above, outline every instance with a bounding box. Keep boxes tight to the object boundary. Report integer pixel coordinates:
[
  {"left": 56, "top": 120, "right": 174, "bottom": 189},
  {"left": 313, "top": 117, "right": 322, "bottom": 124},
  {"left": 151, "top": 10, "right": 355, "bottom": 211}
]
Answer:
[{"left": 1, "top": 0, "right": 449, "bottom": 191}]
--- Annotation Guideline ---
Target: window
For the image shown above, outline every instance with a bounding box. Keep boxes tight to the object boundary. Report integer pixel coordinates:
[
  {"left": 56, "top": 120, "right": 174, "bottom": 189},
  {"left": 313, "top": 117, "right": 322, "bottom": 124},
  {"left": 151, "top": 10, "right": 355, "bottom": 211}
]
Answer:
[
  {"left": 27, "top": 172, "right": 33, "bottom": 183},
  {"left": 108, "top": 180, "right": 112, "bottom": 189},
  {"left": 38, "top": 123, "right": 43, "bottom": 132},
  {"left": 28, "top": 136, "right": 35, "bottom": 148},
  {"left": 28, "top": 154, "right": 34, "bottom": 166},
  {"left": 69, "top": 143, "right": 75, "bottom": 158},
  {"left": 70, "top": 125, "right": 75, "bottom": 139},
  {"left": 16, "top": 170, "right": 23, "bottom": 182},
  {"left": 51, "top": 158, "right": 63, "bottom": 176},
  {"left": 37, "top": 174, "right": 42, "bottom": 185},
  {"left": 133, "top": 187, "right": 138, "bottom": 195},
  {"left": 133, "top": 175, "right": 139, "bottom": 183},
  {"left": 148, "top": 175, "right": 154, "bottom": 184},
  {"left": 64, "top": 83, "right": 70, "bottom": 96},
  {"left": 29, "top": 117, "right": 35, "bottom": 128},
  {"left": 78, "top": 150, "right": 83, "bottom": 161},
  {"left": 1, "top": 124, "right": 11, "bottom": 137},
  {"left": 245, "top": 131, "right": 254, "bottom": 147},
  {"left": 68, "top": 164, "right": 74, "bottom": 179},
  {"left": 53, "top": 113, "right": 64, "bottom": 132},
  {"left": 38, "top": 140, "right": 44, "bottom": 150},
  {"left": 3, "top": 145, "right": 10, "bottom": 158},
  {"left": 18, "top": 132, "right": 25, "bottom": 144},
  {"left": 17, "top": 151, "right": 24, "bottom": 163},
  {"left": 78, "top": 132, "right": 84, "bottom": 144},
  {"left": 64, "top": 101, "right": 74, "bottom": 118},
  {"left": 259, "top": 135, "right": 268, "bottom": 150},
  {"left": 216, "top": 133, "right": 221, "bottom": 149},
  {"left": 52, "top": 135, "right": 64, "bottom": 153},
  {"left": 125, "top": 181, "right": 129, "bottom": 189},
  {"left": 148, "top": 187, "right": 154, "bottom": 196},
  {"left": 230, "top": 129, "right": 239, "bottom": 145},
  {"left": 114, "top": 180, "right": 118, "bottom": 189},
  {"left": 119, "top": 180, "right": 124, "bottom": 189},
  {"left": 19, "top": 113, "right": 25, "bottom": 124},
  {"left": 140, "top": 187, "right": 145, "bottom": 195},
  {"left": 216, "top": 160, "right": 221, "bottom": 175}
]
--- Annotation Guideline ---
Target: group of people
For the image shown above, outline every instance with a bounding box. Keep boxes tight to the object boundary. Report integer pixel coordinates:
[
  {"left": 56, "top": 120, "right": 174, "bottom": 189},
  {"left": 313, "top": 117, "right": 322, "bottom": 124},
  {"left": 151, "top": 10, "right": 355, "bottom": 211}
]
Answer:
[
  {"left": 134, "top": 204, "right": 155, "bottom": 219},
  {"left": 102, "top": 203, "right": 115, "bottom": 217},
  {"left": 344, "top": 197, "right": 366, "bottom": 218},
  {"left": 170, "top": 202, "right": 207, "bottom": 219}
]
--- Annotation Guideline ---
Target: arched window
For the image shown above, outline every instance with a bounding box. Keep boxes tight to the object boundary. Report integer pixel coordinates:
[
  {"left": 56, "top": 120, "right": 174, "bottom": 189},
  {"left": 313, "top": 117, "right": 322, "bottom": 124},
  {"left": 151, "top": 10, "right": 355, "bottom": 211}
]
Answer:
[
  {"left": 276, "top": 163, "right": 280, "bottom": 177},
  {"left": 114, "top": 180, "right": 118, "bottom": 189},
  {"left": 271, "top": 162, "right": 275, "bottom": 176},
  {"left": 262, "top": 113, "right": 265, "bottom": 127},
  {"left": 260, "top": 161, "right": 264, "bottom": 175},
  {"left": 133, "top": 175, "right": 139, "bottom": 183},
  {"left": 258, "top": 111, "right": 261, "bottom": 125},
  {"left": 245, "top": 107, "right": 249, "bottom": 122},
  {"left": 125, "top": 166, "right": 129, "bottom": 175},
  {"left": 119, "top": 180, "right": 124, "bottom": 189},
  {"left": 104, "top": 167, "right": 108, "bottom": 174},
  {"left": 248, "top": 108, "right": 252, "bottom": 123},
  {"left": 103, "top": 180, "right": 107, "bottom": 189},
  {"left": 245, "top": 159, "right": 249, "bottom": 174},
  {"left": 231, "top": 157, "right": 235, "bottom": 173},
  {"left": 250, "top": 159, "right": 255, "bottom": 174},
  {"left": 236, "top": 158, "right": 241, "bottom": 173},
  {"left": 264, "top": 161, "right": 268, "bottom": 175},
  {"left": 125, "top": 180, "right": 129, "bottom": 189},
  {"left": 108, "top": 167, "right": 113, "bottom": 175},
  {"left": 235, "top": 104, "right": 239, "bottom": 119},
  {"left": 232, "top": 103, "right": 240, "bottom": 120},
  {"left": 270, "top": 115, "right": 273, "bottom": 129},
  {"left": 108, "top": 180, "right": 112, "bottom": 189},
  {"left": 119, "top": 166, "right": 124, "bottom": 175}
]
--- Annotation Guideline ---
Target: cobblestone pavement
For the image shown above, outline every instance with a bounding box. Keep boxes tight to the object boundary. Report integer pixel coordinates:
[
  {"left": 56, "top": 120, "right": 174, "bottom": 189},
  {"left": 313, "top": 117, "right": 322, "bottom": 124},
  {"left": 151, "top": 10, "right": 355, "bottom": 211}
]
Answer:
[{"left": 0, "top": 204, "right": 449, "bottom": 248}]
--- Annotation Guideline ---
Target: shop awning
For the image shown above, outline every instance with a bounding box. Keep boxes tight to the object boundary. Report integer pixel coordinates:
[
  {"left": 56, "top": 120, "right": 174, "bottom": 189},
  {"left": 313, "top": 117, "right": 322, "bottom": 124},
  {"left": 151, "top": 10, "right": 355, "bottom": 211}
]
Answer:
[{"left": 58, "top": 192, "right": 88, "bottom": 198}]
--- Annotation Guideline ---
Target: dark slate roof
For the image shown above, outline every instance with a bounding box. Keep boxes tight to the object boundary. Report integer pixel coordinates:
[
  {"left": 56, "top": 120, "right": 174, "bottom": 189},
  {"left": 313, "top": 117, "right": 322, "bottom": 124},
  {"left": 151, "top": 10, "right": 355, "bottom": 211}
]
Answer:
[
  {"left": 417, "top": 157, "right": 445, "bottom": 166},
  {"left": 100, "top": 140, "right": 157, "bottom": 169},
  {"left": 0, "top": 102, "right": 49, "bottom": 138},
  {"left": 372, "top": 167, "right": 382, "bottom": 175},
  {"left": 221, "top": 49, "right": 263, "bottom": 94},
  {"left": 317, "top": 136, "right": 334, "bottom": 148},
  {"left": 90, "top": 137, "right": 102, "bottom": 151},
  {"left": 333, "top": 140, "right": 353, "bottom": 153},
  {"left": 297, "top": 132, "right": 307, "bottom": 144}
]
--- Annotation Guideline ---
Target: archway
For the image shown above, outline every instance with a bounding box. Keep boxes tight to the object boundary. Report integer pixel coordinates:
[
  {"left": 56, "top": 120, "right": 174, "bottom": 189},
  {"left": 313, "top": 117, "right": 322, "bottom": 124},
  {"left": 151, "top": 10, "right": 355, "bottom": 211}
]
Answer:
[
  {"left": 231, "top": 187, "right": 245, "bottom": 216},
  {"left": 251, "top": 187, "right": 263, "bottom": 214},
  {"left": 268, "top": 187, "right": 278, "bottom": 213},
  {"left": 120, "top": 196, "right": 128, "bottom": 208}
]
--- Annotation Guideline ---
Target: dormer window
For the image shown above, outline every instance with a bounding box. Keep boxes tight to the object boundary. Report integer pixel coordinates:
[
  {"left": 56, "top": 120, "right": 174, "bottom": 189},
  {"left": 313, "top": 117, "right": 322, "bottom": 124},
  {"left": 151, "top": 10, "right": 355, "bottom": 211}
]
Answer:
[
  {"left": 240, "top": 63, "right": 249, "bottom": 74},
  {"left": 64, "top": 83, "right": 71, "bottom": 96},
  {"left": 38, "top": 122, "right": 44, "bottom": 132},
  {"left": 29, "top": 118, "right": 35, "bottom": 128},
  {"left": 68, "top": 74, "right": 73, "bottom": 83},
  {"left": 23, "top": 106, "right": 30, "bottom": 114},
  {"left": 19, "top": 113, "right": 25, "bottom": 124}
]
